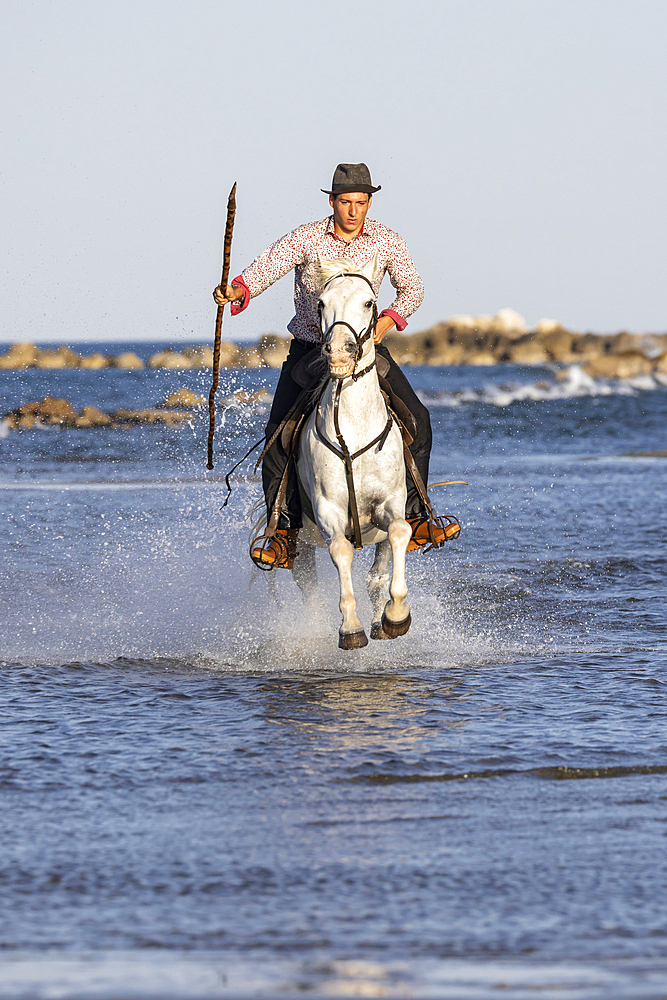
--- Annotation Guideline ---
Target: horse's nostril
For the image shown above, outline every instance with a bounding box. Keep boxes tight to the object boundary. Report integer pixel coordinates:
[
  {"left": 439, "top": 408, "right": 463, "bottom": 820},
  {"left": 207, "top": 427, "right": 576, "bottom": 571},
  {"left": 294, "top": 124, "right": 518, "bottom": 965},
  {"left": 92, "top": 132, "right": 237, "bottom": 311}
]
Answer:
[{"left": 324, "top": 344, "right": 331, "bottom": 354}]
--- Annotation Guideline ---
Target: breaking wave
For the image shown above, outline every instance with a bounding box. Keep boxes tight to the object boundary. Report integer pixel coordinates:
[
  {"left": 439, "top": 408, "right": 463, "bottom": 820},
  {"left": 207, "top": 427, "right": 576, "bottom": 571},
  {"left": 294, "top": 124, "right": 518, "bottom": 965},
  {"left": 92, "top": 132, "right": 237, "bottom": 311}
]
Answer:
[{"left": 422, "top": 364, "right": 667, "bottom": 407}]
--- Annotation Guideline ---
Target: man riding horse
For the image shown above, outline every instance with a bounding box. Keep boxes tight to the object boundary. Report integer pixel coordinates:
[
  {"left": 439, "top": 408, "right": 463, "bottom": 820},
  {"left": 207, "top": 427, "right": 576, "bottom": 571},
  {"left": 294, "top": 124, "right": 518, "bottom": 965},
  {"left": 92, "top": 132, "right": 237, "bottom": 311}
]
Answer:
[{"left": 213, "top": 162, "right": 450, "bottom": 569}]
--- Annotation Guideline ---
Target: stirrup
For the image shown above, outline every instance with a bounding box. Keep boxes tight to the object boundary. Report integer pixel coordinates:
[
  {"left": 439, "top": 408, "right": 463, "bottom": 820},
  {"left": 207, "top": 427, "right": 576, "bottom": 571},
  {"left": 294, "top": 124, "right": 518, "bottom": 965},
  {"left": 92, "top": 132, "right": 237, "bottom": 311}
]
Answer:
[
  {"left": 407, "top": 513, "right": 460, "bottom": 553},
  {"left": 250, "top": 528, "right": 299, "bottom": 571}
]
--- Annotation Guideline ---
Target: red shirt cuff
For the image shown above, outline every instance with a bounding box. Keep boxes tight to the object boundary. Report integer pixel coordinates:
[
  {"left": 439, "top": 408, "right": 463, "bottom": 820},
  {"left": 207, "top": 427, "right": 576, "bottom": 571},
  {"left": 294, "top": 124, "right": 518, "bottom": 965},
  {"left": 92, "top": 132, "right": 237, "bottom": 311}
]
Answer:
[
  {"left": 379, "top": 308, "right": 407, "bottom": 332},
  {"left": 230, "top": 276, "right": 250, "bottom": 315}
]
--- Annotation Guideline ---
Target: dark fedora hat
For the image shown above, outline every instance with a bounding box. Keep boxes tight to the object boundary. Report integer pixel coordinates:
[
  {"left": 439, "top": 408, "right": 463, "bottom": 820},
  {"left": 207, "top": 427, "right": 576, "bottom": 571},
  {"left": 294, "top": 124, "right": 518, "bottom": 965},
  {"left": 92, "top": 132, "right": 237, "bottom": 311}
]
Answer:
[{"left": 322, "top": 162, "right": 381, "bottom": 196}]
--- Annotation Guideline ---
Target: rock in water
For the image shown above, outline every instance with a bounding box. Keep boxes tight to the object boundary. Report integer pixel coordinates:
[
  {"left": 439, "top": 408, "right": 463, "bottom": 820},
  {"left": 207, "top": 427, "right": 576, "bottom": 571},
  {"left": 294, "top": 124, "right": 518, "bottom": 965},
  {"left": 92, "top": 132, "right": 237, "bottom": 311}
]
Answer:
[
  {"left": 540, "top": 328, "right": 574, "bottom": 361},
  {"left": 148, "top": 350, "right": 192, "bottom": 368},
  {"left": 79, "top": 352, "right": 109, "bottom": 369},
  {"left": 0, "top": 342, "right": 39, "bottom": 368},
  {"left": 111, "top": 352, "right": 145, "bottom": 369},
  {"left": 508, "top": 335, "right": 550, "bottom": 365},
  {"left": 181, "top": 346, "right": 215, "bottom": 366},
  {"left": 75, "top": 406, "right": 112, "bottom": 427},
  {"left": 161, "top": 389, "right": 205, "bottom": 408},
  {"left": 534, "top": 319, "right": 562, "bottom": 335},
  {"left": 494, "top": 308, "right": 529, "bottom": 334},
  {"left": 5, "top": 396, "right": 79, "bottom": 428},
  {"left": 583, "top": 352, "right": 654, "bottom": 379},
  {"left": 35, "top": 346, "right": 81, "bottom": 368},
  {"left": 654, "top": 351, "right": 667, "bottom": 374}
]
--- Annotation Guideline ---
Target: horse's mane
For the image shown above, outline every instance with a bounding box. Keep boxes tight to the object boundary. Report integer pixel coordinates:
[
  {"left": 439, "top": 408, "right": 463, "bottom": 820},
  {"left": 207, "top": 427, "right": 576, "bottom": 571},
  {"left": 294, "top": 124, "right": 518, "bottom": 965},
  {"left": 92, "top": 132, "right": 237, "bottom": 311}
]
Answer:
[{"left": 314, "top": 256, "right": 359, "bottom": 288}]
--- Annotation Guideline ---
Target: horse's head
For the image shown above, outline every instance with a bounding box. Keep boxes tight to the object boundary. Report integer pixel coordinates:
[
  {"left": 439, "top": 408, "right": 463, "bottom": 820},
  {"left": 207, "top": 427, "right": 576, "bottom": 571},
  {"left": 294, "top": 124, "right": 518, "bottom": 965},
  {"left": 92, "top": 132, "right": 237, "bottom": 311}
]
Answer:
[{"left": 315, "top": 253, "right": 379, "bottom": 380}]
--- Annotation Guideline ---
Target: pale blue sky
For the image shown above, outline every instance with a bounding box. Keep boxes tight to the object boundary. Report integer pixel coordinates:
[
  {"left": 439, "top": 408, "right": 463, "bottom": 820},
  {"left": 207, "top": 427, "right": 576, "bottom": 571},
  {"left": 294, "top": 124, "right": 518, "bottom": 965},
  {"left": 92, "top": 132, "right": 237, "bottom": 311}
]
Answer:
[{"left": 1, "top": 0, "right": 666, "bottom": 342}]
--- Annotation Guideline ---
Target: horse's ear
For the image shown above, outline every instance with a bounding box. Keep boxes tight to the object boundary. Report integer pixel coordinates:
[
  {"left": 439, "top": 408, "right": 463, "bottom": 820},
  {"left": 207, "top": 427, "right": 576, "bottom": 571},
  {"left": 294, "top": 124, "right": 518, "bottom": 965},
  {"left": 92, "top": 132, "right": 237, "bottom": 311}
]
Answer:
[{"left": 360, "top": 252, "right": 379, "bottom": 282}]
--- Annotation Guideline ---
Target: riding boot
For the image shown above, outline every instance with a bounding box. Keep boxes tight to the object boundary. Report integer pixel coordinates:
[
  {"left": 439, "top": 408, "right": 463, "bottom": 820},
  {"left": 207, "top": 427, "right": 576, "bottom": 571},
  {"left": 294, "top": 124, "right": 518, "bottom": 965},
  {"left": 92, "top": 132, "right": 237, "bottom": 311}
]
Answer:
[
  {"left": 406, "top": 513, "right": 461, "bottom": 551},
  {"left": 250, "top": 527, "right": 299, "bottom": 570}
]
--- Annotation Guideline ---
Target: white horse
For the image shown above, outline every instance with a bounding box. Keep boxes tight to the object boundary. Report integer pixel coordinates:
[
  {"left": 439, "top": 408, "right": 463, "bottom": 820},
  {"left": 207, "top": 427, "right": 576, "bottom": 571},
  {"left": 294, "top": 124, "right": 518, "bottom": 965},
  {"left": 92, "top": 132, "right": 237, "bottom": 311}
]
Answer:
[{"left": 296, "top": 254, "right": 413, "bottom": 649}]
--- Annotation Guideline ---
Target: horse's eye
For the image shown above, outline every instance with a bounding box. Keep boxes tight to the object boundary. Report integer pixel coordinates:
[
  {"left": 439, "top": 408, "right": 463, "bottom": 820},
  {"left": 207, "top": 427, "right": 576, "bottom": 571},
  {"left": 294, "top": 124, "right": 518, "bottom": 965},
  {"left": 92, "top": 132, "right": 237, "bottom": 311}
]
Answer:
[{"left": 365, "top": 300, "right": 373, "bottom": 309}]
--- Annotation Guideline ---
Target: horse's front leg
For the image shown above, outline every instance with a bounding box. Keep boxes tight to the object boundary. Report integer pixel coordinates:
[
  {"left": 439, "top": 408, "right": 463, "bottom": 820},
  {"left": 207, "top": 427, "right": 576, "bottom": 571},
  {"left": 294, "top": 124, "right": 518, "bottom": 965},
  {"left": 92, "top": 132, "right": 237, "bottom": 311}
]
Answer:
[
  {"left": 312, "top": 495, "right": 368, "bottom": 650},
  {"left": 383, "top": 517, "right": 412, "bottom": 636},
  {"left": 375, "top": 504, "right": 412, "bottom": 638},
  {"left": 328, "top": 532, "right": 368, "bottom": 649}
]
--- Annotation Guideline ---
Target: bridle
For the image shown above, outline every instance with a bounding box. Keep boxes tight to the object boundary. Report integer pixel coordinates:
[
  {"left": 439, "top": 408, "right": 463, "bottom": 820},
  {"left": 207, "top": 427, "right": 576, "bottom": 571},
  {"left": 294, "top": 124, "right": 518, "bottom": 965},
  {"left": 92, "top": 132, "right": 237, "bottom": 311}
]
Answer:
[{"left": 318, "top": 271, "right": 379, "bottom": 383}]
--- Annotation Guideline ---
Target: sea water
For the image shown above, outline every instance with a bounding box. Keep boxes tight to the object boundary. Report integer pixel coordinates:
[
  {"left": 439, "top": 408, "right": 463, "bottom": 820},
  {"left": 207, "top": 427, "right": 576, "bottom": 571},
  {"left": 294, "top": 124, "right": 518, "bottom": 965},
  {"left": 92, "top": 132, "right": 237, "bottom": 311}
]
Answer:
[{"left": 1, "top": 349, "right": 666, "bottom": 999}]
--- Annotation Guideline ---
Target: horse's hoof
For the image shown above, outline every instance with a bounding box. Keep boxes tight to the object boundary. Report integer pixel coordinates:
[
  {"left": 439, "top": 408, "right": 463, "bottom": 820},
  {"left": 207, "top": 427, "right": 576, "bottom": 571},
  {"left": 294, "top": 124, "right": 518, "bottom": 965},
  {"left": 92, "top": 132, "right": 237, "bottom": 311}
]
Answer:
[
  {"left": 339, "top": 628, "right": 368, "bottom": 650},
  {"left": 370, "top": 621, "right": 396, "bottom": 640},
  {"left": 381, "top": 611, "right": 412, "bottom": 638}
]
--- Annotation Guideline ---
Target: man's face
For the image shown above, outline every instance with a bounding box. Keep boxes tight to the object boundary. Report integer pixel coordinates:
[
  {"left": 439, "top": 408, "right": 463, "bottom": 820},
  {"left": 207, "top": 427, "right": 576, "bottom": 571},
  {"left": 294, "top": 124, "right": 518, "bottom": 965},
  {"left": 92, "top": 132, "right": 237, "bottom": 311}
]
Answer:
[{"left": 329, "top": 192, "right": 372, "bottom": 234}]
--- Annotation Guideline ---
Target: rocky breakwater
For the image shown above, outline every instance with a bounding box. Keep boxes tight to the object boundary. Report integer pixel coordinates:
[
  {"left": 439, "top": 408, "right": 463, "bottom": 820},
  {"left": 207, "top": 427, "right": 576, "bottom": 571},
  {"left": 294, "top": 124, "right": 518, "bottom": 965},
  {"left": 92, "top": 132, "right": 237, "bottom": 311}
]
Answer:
[
  {"left": 1, "top": 389, "right": 206, "bottom": 432},
  {"left": 382, "top": 310, "right": 667, "bottom": 379},
  {"left": 0, "top": 343, "right": 145, "bottom": 369},
  {"left": 0, "top": 336, "right": 291, "bottom": 370},
  {"left": 2, "top": 315, "right": 667, "bottom": 378}
]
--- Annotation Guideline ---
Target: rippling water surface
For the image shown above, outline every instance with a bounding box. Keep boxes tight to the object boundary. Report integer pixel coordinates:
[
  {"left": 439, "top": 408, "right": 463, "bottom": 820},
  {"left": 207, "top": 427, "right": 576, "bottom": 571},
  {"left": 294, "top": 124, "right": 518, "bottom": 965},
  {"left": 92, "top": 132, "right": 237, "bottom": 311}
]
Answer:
[{"left": 1, "top": 350, "right": 666, "bottom": 999}]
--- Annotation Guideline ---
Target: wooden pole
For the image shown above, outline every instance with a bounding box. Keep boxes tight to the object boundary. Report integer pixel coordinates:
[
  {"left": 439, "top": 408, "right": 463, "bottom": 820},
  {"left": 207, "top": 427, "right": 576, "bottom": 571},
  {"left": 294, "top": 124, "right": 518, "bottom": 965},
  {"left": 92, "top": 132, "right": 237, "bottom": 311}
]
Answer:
[{"left": 207, "top": 182, "right": 237, "bottom": 470}]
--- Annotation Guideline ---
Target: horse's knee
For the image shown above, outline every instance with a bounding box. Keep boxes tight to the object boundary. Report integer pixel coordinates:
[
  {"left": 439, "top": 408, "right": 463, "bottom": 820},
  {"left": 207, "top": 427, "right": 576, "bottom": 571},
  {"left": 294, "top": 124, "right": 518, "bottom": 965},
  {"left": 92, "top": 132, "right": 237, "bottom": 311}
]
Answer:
[
  {"left": 329, "top": 534, "right": 353, "bottom": 568},
  {"left": 388, "top": 518, "right": 411, "bottom": 550}
]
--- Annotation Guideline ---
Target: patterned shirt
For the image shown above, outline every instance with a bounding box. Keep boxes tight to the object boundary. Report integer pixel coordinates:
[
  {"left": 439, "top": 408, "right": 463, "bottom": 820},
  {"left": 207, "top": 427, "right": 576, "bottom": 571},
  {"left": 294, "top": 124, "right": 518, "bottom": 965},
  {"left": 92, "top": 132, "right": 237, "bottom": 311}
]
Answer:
[{"left": 231, "top": 215, "right": 424, "bottom": 343}]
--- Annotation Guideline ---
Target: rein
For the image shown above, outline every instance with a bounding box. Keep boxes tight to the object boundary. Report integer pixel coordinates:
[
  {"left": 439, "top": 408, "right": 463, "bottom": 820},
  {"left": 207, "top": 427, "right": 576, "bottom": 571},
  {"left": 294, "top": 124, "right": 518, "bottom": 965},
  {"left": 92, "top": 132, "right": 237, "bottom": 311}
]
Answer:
[{"left": 316, "top": 270, "right": 390, "bottom": 549}]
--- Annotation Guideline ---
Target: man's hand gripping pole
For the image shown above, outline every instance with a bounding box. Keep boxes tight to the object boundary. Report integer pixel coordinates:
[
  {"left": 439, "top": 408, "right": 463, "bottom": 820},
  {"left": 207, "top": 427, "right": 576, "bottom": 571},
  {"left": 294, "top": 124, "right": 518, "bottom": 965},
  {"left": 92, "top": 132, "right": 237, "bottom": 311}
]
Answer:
[{"left": 207, "top": 182, "right": 237, "bottom": 470}]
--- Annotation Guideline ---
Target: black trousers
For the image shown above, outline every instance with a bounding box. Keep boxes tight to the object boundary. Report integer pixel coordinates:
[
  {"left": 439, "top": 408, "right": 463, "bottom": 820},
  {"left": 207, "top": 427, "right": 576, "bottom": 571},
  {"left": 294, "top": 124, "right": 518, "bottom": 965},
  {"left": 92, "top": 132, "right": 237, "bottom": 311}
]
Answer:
[{"left": 263, "top": 339, "right": 432, "bottom": 529}]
